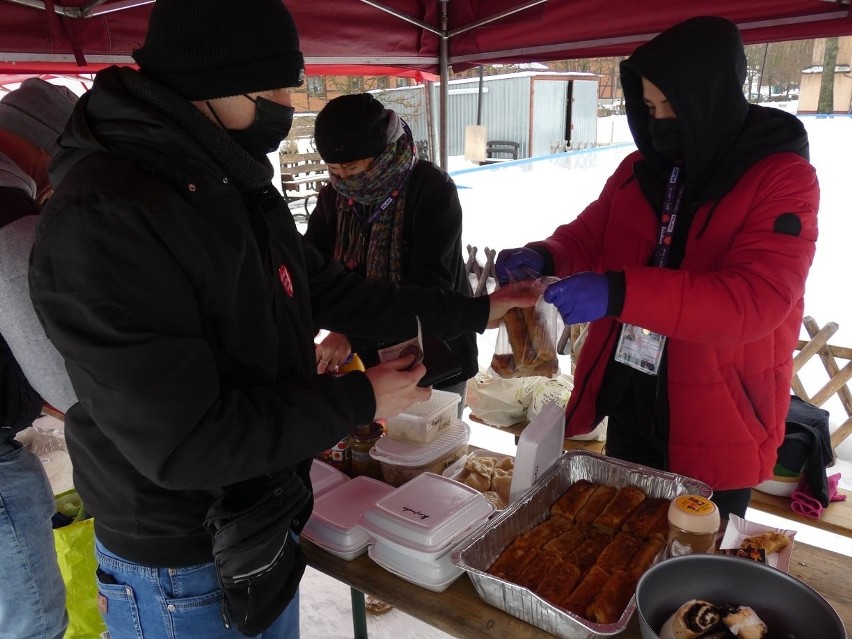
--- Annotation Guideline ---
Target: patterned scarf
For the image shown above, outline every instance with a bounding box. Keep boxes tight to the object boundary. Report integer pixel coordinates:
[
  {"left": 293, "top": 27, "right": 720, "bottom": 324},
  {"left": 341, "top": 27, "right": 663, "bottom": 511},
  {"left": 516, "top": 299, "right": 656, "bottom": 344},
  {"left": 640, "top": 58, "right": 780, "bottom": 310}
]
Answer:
[{"left": 331, "top": 114, "right": 416, "bottom": 283}]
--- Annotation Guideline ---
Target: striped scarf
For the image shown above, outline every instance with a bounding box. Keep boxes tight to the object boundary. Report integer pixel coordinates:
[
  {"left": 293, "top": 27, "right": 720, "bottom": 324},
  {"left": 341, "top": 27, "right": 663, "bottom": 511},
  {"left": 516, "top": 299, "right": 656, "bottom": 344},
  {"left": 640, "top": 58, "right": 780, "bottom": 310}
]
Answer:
[{"left": 331, "top": 116, "right": 416, "bottom": 283}]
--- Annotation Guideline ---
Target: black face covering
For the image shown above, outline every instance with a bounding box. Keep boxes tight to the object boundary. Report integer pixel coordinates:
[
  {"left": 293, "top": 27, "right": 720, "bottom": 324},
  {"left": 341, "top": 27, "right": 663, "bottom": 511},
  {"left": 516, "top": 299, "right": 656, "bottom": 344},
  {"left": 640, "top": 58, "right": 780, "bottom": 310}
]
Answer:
[
  {"left": 647, "top": 118, "right": 683, "bottom": 162},
  {"left": 217, "top": 95, "right": 295, "bottom": 159}
]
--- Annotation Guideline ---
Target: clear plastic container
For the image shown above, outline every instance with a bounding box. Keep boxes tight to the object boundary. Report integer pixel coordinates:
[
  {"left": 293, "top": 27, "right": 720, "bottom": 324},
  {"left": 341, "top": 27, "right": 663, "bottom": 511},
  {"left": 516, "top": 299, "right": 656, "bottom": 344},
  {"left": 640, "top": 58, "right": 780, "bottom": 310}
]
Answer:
[
  {"left": 384, "top": 390, "right": 461, "bottom": 444},
  {"left": 369, "top": 420, "right": 470, "bottom": 487}
]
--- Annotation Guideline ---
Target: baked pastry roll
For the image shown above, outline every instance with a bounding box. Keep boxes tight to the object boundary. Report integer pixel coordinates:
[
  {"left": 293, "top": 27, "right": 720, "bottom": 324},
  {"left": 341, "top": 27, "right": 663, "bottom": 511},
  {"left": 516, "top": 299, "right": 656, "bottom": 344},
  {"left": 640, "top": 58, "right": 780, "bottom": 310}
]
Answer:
[
  {"left": 562, "top": 564, "right": 611, "bottom": 617},
  {"left": 575, "top": 484, "right": 618, "bottom": 524},
  {"left": 740, "top": 531, "right": 789, "bottom": 554},
  {"left": 541, "top": 521, "right": 594, "bottom": 556},
  {"left": 535, "top": 559, "right": 582, "bottom": 609},
  {"left": 551, "top": 479, "right": 597, "bottom": 520},
  {"left": 462, "top": 470, "right": 491, "bottom": 492},
  {"left": 626, "top": 537, "right": 666, "bottom": 580},
  {"left": 491, "top": 468, "right": 513, "bottom": 504},
  {"left": 596, "top": 531, "right": 645, "bottom": 572},
  {"left": 622, "top": 497, "right": 671, "bottom": 540},
  {"left": 593, "top": 485, "right": 646, "bottom": 534},
  {"left": 565, "top": 532, "right": 611, "bottom": 571},
  {"left": 586, "top": 569, "right": 636, "bottom": 624},
  {"left": 491, "top": 306, "right": 559, "bottom": 378},
  {"left": 659, "top": 599, "right": 721, "bottom": 639},
  {"left": 489, "top": 516, "right": 573, "bottom": 580},
  {"left": 488, "top": 535, "right": 540, "bottom": 581},
  {"left": 514, "top": 550, "right": 561, "bottom": 590},
  {"left": 720, "top": 605, "right": 768, "bottom": 639}
]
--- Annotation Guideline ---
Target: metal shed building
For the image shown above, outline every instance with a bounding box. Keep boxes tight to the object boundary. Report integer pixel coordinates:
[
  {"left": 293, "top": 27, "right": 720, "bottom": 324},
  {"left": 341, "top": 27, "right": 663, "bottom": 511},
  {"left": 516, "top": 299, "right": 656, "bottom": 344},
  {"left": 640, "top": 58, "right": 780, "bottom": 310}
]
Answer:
[{"left": 375, "top": 71, "right": 599, "bottom": 160}]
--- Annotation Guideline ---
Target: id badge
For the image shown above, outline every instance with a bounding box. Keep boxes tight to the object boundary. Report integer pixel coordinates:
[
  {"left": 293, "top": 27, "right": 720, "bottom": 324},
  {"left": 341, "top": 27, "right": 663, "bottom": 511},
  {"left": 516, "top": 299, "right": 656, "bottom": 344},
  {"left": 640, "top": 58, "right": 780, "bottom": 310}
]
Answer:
[{"left": 614, "top": 323, "right": 666, "bottom": 375}]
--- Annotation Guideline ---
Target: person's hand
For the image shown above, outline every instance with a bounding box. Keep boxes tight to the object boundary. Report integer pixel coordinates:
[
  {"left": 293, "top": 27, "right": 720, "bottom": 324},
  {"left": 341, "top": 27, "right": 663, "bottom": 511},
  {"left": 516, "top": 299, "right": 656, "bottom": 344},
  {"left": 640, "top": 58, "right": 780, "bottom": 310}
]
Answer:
[
  {"left": 543, "top": 272, "right": 610, "bottom": 325},
  {"left": 486, "top": 280, "right": 543, "bottom": 328},
  {"left": 495, "top": 247, "right": 545, "bottom": 284},
  {"left": 316, "top": 332, "right": 352, "bottom": 374},
  {"left": 365, "top": 355, "right": 431, "bottom": 419}
]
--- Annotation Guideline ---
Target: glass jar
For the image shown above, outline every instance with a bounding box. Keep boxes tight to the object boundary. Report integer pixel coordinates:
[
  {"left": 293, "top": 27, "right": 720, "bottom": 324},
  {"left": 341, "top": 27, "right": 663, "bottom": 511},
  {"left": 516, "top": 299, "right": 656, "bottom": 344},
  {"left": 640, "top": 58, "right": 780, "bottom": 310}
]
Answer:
[
  {"left": 667, "top": 494, "right": 720, "bottom": 557},
  {"left": 349, "top": 421, "right": 384, "bottom": 480}
]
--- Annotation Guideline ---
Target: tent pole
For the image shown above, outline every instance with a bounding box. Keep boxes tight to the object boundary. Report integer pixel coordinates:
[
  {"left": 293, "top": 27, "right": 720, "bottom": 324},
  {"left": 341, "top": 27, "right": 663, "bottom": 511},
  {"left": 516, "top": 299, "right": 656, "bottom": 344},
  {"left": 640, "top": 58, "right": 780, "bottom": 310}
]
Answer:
[{"left": 439, "top": 0, "right": 450, "bottom": 170}]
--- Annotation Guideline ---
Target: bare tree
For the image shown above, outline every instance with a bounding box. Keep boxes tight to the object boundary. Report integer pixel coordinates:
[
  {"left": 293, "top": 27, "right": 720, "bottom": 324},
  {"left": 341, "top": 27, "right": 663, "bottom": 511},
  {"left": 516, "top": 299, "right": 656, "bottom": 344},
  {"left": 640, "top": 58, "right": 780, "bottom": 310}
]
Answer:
[{"left": 818, "top": 37, "right": 839, "bottom": 113}]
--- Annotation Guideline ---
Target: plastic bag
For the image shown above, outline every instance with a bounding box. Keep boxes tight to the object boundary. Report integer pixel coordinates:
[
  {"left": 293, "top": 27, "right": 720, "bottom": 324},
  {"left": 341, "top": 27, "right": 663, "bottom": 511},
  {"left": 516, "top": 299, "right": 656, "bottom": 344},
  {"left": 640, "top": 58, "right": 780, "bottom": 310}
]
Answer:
[
  {"left": 466, "top": 371, "right": 529, "bottom": 427},
  {"left": 490, "top": 277, "right": 563, "bottom": 379},
  {"left": 53, "top": 489, "right": 107, "bottom": 639}
]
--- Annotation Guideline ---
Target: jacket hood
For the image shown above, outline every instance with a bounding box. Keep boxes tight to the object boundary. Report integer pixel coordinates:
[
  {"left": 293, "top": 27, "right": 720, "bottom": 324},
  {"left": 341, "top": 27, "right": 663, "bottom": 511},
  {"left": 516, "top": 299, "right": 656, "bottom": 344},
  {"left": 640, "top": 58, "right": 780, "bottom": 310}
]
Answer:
[
  {"left": 621, "top": 16, "right": 749, "bottom": 180},
  {"left": 51, "top": 66, "right": 273, "bottom": 192},
  {"left": 620, "top": 16, "right": 808, "bottom": 197}
]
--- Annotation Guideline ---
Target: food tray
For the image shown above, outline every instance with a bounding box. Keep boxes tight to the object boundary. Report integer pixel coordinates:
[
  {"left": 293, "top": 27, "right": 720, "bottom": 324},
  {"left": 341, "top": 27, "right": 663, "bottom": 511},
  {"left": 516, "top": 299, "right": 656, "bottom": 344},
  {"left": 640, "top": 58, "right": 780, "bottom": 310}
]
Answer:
[{"left": 451, "top": 450, "right": 711, "bottom": 639}]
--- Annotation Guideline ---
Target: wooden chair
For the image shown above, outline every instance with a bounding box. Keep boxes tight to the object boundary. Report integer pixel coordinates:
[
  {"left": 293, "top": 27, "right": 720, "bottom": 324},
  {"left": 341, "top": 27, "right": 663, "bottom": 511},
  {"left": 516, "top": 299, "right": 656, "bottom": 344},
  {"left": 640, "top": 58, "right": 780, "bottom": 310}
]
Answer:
[{"left": 279, "top": 151, "right": 330, "bottom": 221}]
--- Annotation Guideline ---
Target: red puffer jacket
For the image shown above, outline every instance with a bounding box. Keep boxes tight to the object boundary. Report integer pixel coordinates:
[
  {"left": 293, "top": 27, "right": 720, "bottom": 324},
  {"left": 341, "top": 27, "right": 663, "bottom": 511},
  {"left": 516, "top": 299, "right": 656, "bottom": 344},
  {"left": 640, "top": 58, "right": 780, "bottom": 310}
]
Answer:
[{"left": 537, "top": 149, "right": 819, "bottom": 490}]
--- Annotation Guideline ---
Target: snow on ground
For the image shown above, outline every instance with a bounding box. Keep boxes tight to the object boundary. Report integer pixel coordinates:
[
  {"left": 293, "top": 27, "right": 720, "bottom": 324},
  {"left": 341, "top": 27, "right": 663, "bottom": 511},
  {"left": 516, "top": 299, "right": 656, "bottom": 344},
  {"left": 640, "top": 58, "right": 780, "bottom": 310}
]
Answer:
[{"left": 298, "top": 111, "right": 852, "bottom": 637}]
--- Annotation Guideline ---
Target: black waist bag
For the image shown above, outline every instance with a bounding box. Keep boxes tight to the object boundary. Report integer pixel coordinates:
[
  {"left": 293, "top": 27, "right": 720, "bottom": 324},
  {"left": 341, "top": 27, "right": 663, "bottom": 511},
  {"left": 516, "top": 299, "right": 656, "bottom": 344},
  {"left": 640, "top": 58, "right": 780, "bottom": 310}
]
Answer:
[{"left": 204, "top": 474, "right": 311, "bottom": 636}]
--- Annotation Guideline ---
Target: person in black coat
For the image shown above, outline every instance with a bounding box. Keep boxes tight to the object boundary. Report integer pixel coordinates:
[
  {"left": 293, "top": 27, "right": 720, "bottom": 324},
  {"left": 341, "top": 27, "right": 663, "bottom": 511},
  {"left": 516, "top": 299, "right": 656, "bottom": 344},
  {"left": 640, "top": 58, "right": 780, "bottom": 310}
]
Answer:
[{"left": 305, "top": 93, "right": 478, "bottom": 410}]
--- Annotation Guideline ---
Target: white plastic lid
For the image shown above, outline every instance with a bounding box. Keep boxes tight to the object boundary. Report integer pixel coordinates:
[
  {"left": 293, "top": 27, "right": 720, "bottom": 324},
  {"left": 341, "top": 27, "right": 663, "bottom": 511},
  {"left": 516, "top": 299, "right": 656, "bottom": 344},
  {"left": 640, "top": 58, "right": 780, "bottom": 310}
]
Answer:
[
  {"left": 359, "top": 472, "right": 493, "bottom": 553},
  {"left": 302, "top": 476, "right": 395, "bottom": 554},
  {"left": 392, "top": 390, "right": 461, "bottom": 422},
  {"left": 370, "top": 420, "right": 470, "bottom": 467},
  {"left": 510, "top": 401, "right": 566, "bottom": 501},
  {"left": 309, "top": 459, "right": 350, "bottom": 499}
]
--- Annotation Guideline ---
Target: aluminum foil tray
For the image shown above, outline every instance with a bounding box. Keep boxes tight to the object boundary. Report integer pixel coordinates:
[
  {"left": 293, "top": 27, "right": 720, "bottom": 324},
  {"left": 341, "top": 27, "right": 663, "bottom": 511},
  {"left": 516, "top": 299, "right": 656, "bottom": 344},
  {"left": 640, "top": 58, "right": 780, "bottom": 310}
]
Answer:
[{"left": 451, "top": 449, "right": 712, "bottom": 639}]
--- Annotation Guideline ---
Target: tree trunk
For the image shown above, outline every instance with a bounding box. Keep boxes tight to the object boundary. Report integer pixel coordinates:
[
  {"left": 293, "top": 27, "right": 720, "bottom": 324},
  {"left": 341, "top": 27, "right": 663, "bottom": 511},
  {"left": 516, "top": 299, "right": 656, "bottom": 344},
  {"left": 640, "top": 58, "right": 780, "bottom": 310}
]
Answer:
[{"left": 817, "top": 37, "right": 839, "bottom": 114}]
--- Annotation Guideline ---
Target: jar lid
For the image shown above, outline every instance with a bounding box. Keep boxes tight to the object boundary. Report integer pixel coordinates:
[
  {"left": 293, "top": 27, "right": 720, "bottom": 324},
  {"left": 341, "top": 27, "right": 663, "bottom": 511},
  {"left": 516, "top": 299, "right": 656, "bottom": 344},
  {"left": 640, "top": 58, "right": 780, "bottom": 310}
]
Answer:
[{"left": 668, "top": 494, "right": 720, "bottom": 534}]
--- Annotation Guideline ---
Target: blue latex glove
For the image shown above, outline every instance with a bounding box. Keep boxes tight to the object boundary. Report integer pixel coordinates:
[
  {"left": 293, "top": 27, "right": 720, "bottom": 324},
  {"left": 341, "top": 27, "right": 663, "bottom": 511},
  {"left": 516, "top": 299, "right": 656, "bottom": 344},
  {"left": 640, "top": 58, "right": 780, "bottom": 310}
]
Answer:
[
  {"left": 543, "top": 272, "right": 610, "bottom": 325},
  {"left": 495, "top": 247, "right": 544, "bottom": 284}
]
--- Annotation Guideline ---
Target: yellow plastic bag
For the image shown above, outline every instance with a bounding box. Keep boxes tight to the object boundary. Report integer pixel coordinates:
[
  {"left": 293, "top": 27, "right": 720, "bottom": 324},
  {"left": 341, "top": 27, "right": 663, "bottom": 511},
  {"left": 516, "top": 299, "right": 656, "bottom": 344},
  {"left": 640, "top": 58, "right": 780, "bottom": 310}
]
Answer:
[{"left": 53, "top": 489, "right": 107, "bottom": 639}]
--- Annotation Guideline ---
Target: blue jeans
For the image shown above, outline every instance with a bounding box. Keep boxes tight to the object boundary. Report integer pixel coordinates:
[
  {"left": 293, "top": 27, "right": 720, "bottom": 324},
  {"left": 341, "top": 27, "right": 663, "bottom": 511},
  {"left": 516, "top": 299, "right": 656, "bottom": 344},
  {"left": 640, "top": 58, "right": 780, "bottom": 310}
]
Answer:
[
  {"left": 95, "top": 538, "right": 300, "bottom": 639},
  {"left": 0, "top": 439, "right": 68, "bottom": 639}
]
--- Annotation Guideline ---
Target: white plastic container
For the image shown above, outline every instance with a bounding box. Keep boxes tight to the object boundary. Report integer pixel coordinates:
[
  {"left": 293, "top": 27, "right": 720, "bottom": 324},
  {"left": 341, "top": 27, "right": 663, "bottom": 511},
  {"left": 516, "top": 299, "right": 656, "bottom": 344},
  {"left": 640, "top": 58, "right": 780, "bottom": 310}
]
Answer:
[
  {"left": 369, "top": 419, "right": 470, "bottom": 487},
  {"left": 384, "top": 390, "right": 461, "bottom": 444},
  {"left": 301, "top": 476, "right": 395, "bottom": 560},
  {"left": 309, "top": 459, "right": 350, "bottom": 499},
  {"left": 509, "top": 400, "right": 565, "bottom": 502},
  {"left": 359, "top": 472, "right": 494, "bottom": 591}
]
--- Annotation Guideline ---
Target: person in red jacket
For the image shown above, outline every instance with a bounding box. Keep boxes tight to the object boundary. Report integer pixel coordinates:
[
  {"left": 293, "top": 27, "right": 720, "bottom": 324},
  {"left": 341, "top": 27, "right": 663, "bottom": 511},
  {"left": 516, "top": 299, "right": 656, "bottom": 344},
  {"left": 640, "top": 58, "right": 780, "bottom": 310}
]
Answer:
[{"left": 496, "top": 16, "right": 819, "bottom": 518}]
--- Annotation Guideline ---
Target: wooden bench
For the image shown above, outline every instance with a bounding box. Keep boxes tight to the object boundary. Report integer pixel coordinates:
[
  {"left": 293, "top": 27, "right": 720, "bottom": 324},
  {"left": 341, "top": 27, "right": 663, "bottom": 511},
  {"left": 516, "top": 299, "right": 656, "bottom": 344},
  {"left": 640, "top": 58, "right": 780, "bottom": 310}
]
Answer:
[
  {"left": 465, "top": 244, "right": 852, "bottom": 536},
  {"left": 279, "top": 151, "right": 330, "bottom": 221}
]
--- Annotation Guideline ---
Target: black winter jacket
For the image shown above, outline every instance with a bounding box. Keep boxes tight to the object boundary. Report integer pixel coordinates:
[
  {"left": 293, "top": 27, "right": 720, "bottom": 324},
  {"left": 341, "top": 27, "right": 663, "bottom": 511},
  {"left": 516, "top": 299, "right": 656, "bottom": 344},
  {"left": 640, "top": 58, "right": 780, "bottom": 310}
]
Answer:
[
  {"left": 29, "top": 67, "right": 489, "bottom": 566},
  {"left": 304, "top": 161, "right": 478, "bottom": 386}
]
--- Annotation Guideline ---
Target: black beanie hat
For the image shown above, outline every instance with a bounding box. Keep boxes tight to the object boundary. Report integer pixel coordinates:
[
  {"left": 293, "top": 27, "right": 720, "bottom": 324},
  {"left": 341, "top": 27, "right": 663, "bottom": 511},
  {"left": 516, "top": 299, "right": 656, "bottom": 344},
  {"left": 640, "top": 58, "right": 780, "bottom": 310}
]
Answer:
[
  {"left": 132, "top": 0, "right": 305, "bottom": 101},
  {"left": 314, "top": 93, "right": 389, "bottom": 163}
]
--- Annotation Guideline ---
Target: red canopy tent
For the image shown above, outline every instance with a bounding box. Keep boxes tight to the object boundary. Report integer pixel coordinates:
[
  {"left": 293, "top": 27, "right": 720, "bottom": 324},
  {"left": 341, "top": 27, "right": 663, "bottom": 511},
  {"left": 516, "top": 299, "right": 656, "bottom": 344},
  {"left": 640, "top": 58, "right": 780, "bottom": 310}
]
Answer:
[
  {"left": 2, "top": 0, "right": 851, "bottom": 163},
  {"left": 2, "top": 0, "right": 851, "bottom": 73}
]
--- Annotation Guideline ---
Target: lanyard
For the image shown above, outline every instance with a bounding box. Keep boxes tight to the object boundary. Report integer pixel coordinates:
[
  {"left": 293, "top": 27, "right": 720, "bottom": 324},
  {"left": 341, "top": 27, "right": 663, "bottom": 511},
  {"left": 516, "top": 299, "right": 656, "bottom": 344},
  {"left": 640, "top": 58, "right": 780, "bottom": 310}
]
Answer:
[{"left": 652, "top": 164, "right": 685, "bottom": 268}]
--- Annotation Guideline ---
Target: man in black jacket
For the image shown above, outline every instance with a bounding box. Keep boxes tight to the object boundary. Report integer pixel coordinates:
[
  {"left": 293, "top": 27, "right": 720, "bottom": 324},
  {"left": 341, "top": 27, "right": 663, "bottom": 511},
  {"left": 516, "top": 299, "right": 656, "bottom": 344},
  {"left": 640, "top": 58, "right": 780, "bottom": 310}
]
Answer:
[{"left": 28, "top": 1, "right": 536, "bottom": 637}]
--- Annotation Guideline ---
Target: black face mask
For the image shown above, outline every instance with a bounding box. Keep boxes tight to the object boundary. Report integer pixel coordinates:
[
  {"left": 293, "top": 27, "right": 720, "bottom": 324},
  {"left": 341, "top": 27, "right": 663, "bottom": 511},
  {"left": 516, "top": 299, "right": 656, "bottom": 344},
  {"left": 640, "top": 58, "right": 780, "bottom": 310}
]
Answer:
[
  {"left": 647, "top": 118, "right": 683, "bottom": 162},
  {"left": 214, "top": 95, "right": 295, "bottom": 159}
]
